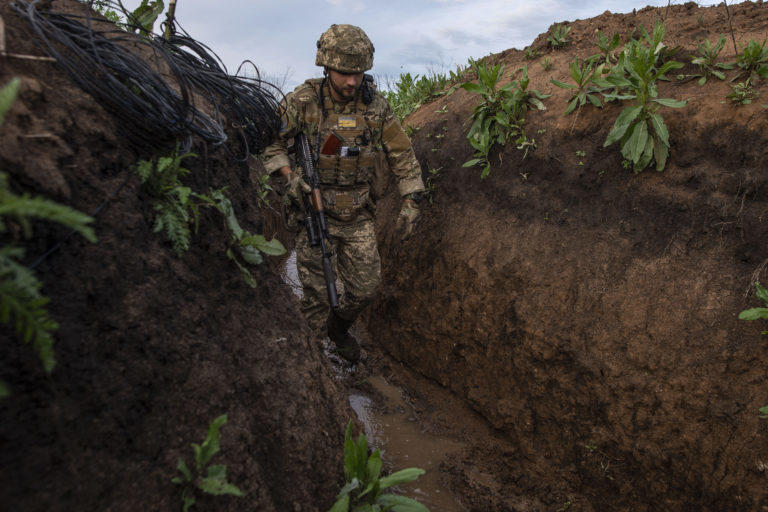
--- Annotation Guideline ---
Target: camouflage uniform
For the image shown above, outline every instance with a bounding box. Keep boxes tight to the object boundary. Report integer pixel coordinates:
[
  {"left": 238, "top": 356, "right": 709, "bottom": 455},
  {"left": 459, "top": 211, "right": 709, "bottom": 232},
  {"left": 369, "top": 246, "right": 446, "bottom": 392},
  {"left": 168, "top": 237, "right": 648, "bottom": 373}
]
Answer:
[{"left": 263, "top": 32, "right": 424, "bottom": 333}]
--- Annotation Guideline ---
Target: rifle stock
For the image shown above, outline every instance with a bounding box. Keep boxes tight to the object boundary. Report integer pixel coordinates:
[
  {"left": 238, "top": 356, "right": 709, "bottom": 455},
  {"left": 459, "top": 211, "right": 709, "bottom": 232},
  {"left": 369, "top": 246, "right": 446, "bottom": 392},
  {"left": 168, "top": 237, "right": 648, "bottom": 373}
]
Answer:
[{"left": 294, "top": 133, "right": 339, "bottom": 309}]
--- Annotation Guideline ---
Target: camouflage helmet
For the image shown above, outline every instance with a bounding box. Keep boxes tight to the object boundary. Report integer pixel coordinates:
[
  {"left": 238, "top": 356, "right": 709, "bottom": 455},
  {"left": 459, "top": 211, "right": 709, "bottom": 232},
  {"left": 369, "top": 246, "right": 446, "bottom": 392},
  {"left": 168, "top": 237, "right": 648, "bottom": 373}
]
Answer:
[{"left": 316, "top": 24, "right": 374, "bottom": 73}]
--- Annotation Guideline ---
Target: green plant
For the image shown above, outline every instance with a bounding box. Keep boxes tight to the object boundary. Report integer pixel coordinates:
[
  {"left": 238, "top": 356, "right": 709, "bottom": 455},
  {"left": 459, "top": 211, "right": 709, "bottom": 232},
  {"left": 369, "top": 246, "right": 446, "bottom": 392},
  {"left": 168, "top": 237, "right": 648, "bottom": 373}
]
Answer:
[
  {"left": 195, "top": 188, "right": 285, "bottom": 288},
  {"left": 328, "top": 421, "right": 429, "bottom": 512},
  {"left": 591, "top": 31, "right": 621, "bottom": 68},
  {"left": 524, "top": 47, "right": 538, "bottom": 60},
  {"left": 733, "top": 39, "right": 768, "bottom": 81},
  {"left": 598, "top": 22, "right": 687, "bottom": 172},
  {"left": 759, "top": 406, "right": 768, "bottom": 419},
  {"left": 87, "top": 0, "right": 122, "bottom": 23},
  {"left": 551, "top": 57, "right": 606, "bottom": 122},
  {"left": 384, "top": 71, "right": 451, "bottom": 122},
  {"left": 172, "top": 414, "right": 245, "bottom": 512},
  {"left": 462, "top": 64, "right": 549, "bottom": 178},
  {"left": 727, "top": 78, "right": 759, "bottom": 104},
  {"left": 135, "top": 151, "right": 198, "bottom": 256},
  {"left": 548, "top": 23, "right": 571, "bottom": 49},
  {"left": 691, "top": 35, "right": 734, "bottom": 84},
  {"left": 541, "top": 57, "right": 553, "bottom": 71},
  {"left": 0, "top": 79, "right": 96, "bottom": 393},
  {"left": 424, "top": 167, "right": 443, "bottom": 204},
  {"left": 739, "top": 282, "right": 768, "bottom": 321},
  {"left": 127, "top": 0, "right": 165, "bottom": 35}
]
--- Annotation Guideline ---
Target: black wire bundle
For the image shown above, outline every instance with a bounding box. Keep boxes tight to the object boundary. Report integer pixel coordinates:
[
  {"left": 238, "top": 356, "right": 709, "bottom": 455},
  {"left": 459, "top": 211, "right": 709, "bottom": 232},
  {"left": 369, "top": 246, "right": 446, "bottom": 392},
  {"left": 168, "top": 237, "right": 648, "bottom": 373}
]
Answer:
[{"left": 10, "top": 0, "right": 283, "bottom": 155}]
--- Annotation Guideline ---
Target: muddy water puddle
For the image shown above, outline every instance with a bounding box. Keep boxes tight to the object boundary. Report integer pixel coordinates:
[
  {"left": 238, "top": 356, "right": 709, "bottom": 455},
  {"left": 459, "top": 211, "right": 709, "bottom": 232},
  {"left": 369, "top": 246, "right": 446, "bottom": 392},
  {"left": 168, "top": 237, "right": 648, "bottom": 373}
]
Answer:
[{"left": 349, "top": 375, "right": 465, "bottom": 511}]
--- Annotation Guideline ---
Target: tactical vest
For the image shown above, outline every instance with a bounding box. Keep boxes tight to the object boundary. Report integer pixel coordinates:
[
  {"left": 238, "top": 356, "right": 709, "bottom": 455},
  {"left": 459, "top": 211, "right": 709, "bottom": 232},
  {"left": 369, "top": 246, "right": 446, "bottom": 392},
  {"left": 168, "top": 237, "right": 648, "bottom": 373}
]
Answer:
[{"left": 306, "top": 80, "right": 381, "bottom": 222}]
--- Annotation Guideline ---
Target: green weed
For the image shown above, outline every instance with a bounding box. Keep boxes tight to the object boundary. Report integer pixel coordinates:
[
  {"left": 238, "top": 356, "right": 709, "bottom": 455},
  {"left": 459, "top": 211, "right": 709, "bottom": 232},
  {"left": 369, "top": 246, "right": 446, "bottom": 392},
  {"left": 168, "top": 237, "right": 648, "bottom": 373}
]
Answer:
[
  {"left": 597, "top": 22, "right": 687, "bottom": 173},
  {"left": 328, "top": 421, "right": 429, "bottom": 512},
  {"left": 541, "top": 57, "right": 553, "bottom": 71},
  {"left": 734, "top": 39, "right": 768, "bottom": 81},
  {"left": 691, "top": 35, "right": 734, "bottom": 84},
  {"left": 0, "top": 78, "right": 96, "bottom": 392},
  {"left": 194, "top": 188, "right": 285, "bottom": 288},
  {"left": 548, "top": 23, "right": 571, "bottom": 49},
  {"left": 591, "top": 31, "right": 621, "bottom": 68},
  {"left": 551, "top": 57, "right": 606, "bottom": 118},
  {"left": 135, "top": 152, "right": 284, "bottom": 286},
  {"left": 384, "top": 71, "right": 456, "bottom": 122},
  {"left": 172, "top": 414, "right": 245, "bottom": 512},
  {"left": 126, "top": 0, "right": 165, "bottom": 35},
  {"left": 760, "top": 406, "right": 768, "bottom": 419},
  {"left": 524, "top": 47, "right": 538, "bottom": 60},
  {"left": 739, "top": 282, "right": 768, "bottom": 321},
  {"left": 462, "top": 64, "right": 549, "bottom": 178},
  {"left": 727, "top": 78, "right": 759, "bottom": 105},
  {"left": 135, "top": 151, "right": 198, "bottom": 256}
]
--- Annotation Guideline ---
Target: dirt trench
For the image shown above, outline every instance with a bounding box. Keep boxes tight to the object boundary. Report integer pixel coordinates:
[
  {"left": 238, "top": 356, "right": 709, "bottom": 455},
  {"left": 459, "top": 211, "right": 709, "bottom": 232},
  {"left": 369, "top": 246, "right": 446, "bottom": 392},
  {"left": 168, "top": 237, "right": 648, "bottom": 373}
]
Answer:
[
  {"left": 368, "top": 2, "right": 768, "bottom": 511},
  {"left": 3, "top": 0, "right": 768, "bottom": 511},
  {"left": 0, "top": 1, "right": 350, "bottom": 511}
]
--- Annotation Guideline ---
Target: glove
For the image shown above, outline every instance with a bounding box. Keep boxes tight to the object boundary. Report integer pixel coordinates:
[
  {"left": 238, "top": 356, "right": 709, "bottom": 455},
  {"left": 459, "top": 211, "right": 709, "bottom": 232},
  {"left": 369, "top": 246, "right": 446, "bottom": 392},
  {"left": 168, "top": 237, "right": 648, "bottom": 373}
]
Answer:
[
  {"left": 285, "top": 171, "right": 311, "bottom": 204},
  {"left": 395, "top": 198, "right": 419, "bottom": 240}
]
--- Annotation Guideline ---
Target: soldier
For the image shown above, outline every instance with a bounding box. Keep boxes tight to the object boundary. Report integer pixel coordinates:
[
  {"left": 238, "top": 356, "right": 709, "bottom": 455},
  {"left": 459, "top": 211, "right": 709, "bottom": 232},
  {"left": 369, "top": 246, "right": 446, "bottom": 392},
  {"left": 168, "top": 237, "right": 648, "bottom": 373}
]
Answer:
[{"left": 263, "top": 24, "right": 425, "bottom": 363}]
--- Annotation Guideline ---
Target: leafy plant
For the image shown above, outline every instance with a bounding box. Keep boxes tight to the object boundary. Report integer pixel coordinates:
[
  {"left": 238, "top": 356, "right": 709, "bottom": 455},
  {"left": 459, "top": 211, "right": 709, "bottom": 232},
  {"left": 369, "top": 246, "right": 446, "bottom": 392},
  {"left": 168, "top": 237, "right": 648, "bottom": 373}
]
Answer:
[
  {"left": 760, "top": 406, "right": 768, "bottom": 420},
  {"left": 691, "top": 35, "right": 734, "bottom": 85},
  {"left": 541, "top": 57, "right": 553, "bottom": 71},
  {"left": 733, "top": 39, "right": 768, "bottom": 81},
  {"left": 591, "top": 31, "right": 621, "bottom": 68},
  {"left": 739, "top": 282, "right": 768, "bottom": 321},
  {"left": 172, "top": 414, "right": 245, "bottom": 512},
  {"left": 126, "top": 0, "right": 165, "bottom": 35},
  {"left": 727, "top": 78, "right": 759, "bottom": 105},
  {"left": 551, "top": 57, "right": 606, "bottom": 120},
  {"left": 597, "top": 22, "right": 687, "bottom": 172},
  {"left": 524, "top": 47, "right": 538, "bottom": 60},
  {"left": 0, "top": 78, "right": 96, "bottom": 393},
  {"left": 194, "top": 188, "right": 285, "bottom": 288},
  {"left": 135, "top": 152, "right": 284, "bottom": 285},
  {"left": 135, "top": 151, "right": 198, "bottom": 256},
  {"left": 462, "top": 64, "right": 549, "bottom": 178},
  {"left": 328, "top": 421, "right": 429, "bottom": 512},
  {"left": 384, "top": 71, "right": 454, "bottom": 122},
  {"left": 87, "top": 0, "right": 122, "bottom": 23},
  {"left": 548, "top": 23, "right": 571, "bottom": 49}
]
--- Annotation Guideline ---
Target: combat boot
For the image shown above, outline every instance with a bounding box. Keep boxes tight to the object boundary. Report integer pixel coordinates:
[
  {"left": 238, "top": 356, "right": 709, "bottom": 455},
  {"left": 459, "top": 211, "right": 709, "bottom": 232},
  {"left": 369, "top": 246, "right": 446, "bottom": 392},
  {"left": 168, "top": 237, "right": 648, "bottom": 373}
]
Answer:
[{"left": 327, "top": 310, "right": 360, "bottom": 363}]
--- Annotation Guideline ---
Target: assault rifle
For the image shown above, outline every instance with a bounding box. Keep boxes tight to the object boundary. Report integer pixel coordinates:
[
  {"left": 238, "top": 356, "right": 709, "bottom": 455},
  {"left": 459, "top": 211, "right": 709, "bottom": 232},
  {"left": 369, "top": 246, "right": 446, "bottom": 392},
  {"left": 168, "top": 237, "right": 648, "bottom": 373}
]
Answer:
[{"left": 294, "top": 132, "right": 339, "bottom": 308}]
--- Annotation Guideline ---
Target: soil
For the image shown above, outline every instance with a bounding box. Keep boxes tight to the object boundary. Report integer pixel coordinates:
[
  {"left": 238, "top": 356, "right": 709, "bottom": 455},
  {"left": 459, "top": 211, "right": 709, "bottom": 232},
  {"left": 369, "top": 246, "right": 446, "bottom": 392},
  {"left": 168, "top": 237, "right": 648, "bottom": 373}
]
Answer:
[
  {"left": 369, "top": 1, "right": 768, "bottom": 511},
  {"left": 4, "top": 0, "right": 768, "bottom": 511},
  {"left": 0, "top": 1, "right": 350, "bottom": 511}
]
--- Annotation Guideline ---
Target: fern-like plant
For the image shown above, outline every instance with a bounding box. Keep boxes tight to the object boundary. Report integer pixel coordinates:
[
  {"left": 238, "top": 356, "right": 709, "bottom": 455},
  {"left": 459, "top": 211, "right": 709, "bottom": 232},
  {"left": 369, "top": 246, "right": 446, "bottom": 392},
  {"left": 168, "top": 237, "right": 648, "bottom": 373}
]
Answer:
[
  {"left": 135, "top": 151, "right": 198, "bottom": 256},
  {"left": 172, "top": 414, "right": 245, "bottom": 512},
  {"left": 1, "top": 79, "right": 96, "bottom": 390}
]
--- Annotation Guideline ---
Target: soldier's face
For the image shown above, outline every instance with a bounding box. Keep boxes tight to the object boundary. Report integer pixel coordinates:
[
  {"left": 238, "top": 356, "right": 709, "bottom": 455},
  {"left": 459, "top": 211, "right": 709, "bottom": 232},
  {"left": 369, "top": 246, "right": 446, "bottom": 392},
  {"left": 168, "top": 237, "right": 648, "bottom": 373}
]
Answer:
[{"left": 328, "top": 70, "right": 364, "bottom": 101}]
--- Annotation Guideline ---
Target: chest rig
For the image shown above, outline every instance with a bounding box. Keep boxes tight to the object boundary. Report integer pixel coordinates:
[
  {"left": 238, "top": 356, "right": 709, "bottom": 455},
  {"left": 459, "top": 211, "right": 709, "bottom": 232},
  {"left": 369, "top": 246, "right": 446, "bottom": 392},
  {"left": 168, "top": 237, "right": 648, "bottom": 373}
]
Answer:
[{"left": 307, "top": 78, "right": 380, "bottom": 222}]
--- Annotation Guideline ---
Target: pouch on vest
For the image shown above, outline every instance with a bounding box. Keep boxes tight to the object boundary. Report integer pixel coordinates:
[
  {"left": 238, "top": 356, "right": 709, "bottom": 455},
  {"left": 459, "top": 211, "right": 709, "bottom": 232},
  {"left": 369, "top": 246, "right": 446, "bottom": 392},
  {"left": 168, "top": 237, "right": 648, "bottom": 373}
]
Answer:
[{"left": 321, "top": 186, "right": 370, "bottom": 222}]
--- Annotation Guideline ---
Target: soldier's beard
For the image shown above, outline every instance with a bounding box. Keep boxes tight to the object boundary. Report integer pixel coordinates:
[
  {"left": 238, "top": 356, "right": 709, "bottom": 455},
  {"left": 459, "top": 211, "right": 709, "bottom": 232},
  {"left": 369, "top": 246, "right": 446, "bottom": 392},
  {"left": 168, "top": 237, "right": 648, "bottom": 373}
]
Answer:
[{"left": 329, "top": 77, "right": 359, "bottom": 102}]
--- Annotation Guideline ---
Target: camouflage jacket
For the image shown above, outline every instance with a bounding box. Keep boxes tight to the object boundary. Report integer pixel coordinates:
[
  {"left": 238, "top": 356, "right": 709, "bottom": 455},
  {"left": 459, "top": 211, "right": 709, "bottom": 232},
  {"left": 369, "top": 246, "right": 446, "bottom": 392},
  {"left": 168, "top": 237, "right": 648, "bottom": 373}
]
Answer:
[{"left": 263, "top": 77, "right": 424, "bottom": 200}]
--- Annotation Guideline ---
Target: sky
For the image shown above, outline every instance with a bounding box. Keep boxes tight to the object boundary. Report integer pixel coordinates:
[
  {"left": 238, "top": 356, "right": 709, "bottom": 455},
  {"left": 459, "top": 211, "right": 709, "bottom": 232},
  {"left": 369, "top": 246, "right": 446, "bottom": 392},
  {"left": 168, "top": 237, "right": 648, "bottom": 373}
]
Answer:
[{"left": 118, "top": 0, "right": 720, "bottom": 91}]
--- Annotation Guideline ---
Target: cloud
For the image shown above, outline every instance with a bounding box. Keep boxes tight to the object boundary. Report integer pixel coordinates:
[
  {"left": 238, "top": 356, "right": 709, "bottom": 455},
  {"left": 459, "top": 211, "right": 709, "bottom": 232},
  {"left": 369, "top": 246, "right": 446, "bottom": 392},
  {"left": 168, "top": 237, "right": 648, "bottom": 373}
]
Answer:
[{"left": 324, "top": 0, "right": 366, "bottom": 13}]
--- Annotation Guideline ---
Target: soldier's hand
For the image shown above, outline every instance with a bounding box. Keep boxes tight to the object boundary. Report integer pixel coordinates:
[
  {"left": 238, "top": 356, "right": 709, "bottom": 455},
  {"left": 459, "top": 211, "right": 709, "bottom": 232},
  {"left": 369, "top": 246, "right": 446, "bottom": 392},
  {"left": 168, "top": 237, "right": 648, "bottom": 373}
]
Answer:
[
  {"left": 396, "top": 198, "right": 419, "bottom": 240},
  {"left": 285, "top": 171, "right": 311, "bottom": 203}
]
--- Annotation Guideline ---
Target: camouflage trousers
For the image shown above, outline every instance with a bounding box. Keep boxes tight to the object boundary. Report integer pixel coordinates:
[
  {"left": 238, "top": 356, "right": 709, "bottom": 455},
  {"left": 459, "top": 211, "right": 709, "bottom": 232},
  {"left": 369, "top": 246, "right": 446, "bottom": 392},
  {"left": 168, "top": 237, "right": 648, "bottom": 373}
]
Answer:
[{"left": 296, "top": 217, "right": 381, "bottom": 334}]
